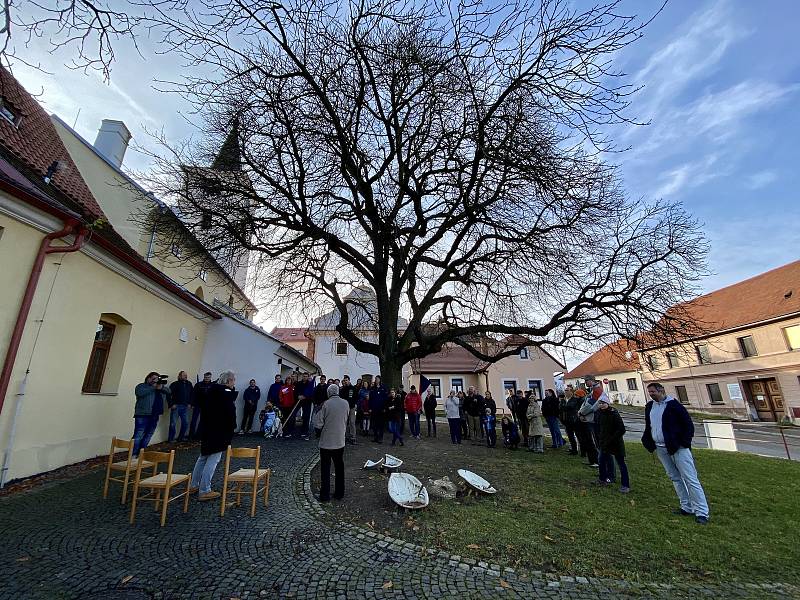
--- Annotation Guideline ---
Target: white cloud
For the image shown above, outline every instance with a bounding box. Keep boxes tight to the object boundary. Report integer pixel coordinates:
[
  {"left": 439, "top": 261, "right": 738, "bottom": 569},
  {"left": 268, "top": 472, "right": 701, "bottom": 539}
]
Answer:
[
  {"left": 652, "top": 153, "right": 723, "bottom": 199},
  {"left": 745, "top": 170, "right": 778, "bottom": 190},
  {"left": 631, "top": 0, "right": 750, "bottom": 123}
]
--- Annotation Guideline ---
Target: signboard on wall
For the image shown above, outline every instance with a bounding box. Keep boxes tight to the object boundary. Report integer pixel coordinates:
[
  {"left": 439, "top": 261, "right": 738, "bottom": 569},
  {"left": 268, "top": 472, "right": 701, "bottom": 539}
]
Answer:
[{"left": 727, "top": 383, "right": 743, "bottom": 401}]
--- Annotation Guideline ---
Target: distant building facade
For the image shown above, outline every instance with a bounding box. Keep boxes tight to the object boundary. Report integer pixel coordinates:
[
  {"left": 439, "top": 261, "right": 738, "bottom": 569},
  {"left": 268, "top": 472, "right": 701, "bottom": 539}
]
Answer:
[{"left": 565, "top": 340, "right": 647, "bottom": 406}]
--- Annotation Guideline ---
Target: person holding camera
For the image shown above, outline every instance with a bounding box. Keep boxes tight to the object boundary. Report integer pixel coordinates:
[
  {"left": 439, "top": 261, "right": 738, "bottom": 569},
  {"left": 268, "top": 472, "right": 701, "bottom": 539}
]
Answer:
[{"left": 133, "top": 371, "right": 171, "bottom": 457}]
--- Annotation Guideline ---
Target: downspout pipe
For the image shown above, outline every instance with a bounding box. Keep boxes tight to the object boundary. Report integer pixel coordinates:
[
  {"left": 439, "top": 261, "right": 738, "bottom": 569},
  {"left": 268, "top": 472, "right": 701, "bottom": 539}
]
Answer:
[{"left": 0, "top": 220, "right": 87, "bottom": 417}]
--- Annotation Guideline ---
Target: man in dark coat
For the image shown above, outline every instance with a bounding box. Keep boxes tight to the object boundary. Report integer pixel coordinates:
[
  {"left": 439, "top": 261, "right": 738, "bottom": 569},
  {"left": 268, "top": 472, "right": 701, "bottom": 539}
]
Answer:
[
  {"left": 190, "top": 371, "right": 238, "bottom": 501},
  {"left": 595, "top": 398, "right": 630, "bottom": 492},
  {"left": 168, "top": 371, "right": 194, "bottom": 442},
  {"left": 240, "top": 379, "right": 261, "bottom": 434},
  {"left": 190, "top": 372, "right": 213, "bottom": 440}
]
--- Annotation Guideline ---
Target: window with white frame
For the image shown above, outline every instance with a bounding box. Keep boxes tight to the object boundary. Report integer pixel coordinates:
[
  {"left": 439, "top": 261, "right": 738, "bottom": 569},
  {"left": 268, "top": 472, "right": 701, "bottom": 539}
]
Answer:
[
  {"left": 519, "top": 347, "right": 530, "bottom": 359},
  {"left": 607, "top": 379, "right": 618, "bottom": 392},
  {"left": 428, "top": 378, "right": 442, "bottom": 398},
  {"left": 503, "top": 380, "right": 517, "bottom": 394},
  {"left": 527, "top": 379, "right": 543, "bottom": 400},
  {"left": 626, "top": 378, "right": 638, "bottom": 391},
  {"left": 198, "top": 268, "right": 208, "bottom": 282},
  {"left": 450, "top": 377, "right": 464, "bottom": 393}
]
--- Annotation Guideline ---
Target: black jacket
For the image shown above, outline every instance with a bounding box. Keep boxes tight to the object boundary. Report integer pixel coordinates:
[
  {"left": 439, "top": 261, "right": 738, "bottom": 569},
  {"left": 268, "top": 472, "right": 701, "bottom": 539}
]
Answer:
[
  {"left": 168, "top": 379, "right": 194, "bottom": 406},
  {"left": 513, "top": 395, "right": 529, "bottom": 418},
  {"left": 387, "top": 395, "right": 404, "bottom": 421},
  {"left": 423, "top": 394, "right": 437, "bottom": 416},
  {"left": 243, "top": 386, "right": 261, "bottom": 405},
  {"left": 641, "top": 399, "right": 694, "bottom": 455},
  {"left": 199, "top": 383, "right": 237, "bottom": 455},
  {"left": 313, "top": 382, "right": 329, "bottom": 405},
  {"left": 563, "top": 395, "right": 582, "bottom": 425},
  {"left": 340, "top": 384, "right": 357, "bottom": 408},
  {"left": 541, "top": 395, "right": 560, "bottom": 418},
  {"left": 194, "top": 381, "right": 213, "bottom": 408},
  {"left": 484, "top": 397, "right": 497, "bottom": 416},
  {"left": 465, "top": 393, "right": 484, "bottom": 417},
  {"left": 596, "top": 407, "right": 626, "bottom": 456}
]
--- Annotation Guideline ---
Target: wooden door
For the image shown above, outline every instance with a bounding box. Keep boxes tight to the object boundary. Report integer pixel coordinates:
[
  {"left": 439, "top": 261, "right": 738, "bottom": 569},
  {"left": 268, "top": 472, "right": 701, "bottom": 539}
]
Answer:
[{"left": 747, "top": 380, "right": 778, "bottom": 422}]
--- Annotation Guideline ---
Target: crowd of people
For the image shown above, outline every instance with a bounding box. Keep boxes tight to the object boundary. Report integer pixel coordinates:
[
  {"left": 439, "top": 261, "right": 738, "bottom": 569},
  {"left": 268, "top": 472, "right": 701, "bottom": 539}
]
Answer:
[{"left": 131, "top": 369, "right": 710, "bottom": 521}]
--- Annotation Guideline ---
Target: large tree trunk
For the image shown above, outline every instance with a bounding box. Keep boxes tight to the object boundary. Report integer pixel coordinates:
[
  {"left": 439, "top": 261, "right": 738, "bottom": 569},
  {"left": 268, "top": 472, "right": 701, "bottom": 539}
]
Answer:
[{"left": 378, "top": 354, "right": 404, "bottom": 391}]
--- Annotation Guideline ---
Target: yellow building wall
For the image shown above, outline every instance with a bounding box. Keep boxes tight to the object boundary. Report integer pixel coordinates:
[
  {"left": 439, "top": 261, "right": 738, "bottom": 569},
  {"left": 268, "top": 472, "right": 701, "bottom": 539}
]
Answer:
[
  {"left": 53, "top": 119, "right": 254, "bottom": 318},
  {"left": 0, "top": 213, "right": 209, "bottom": 482}
]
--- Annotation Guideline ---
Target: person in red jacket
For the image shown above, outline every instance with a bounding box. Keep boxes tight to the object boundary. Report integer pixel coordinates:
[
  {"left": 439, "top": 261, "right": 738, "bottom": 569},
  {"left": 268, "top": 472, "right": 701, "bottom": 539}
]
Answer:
[
  {"left": 278, "top": 376, "right": 296, "bottom": 437},
  {"left": 404, "top": 385, "right": 423, "bottom": 440}
]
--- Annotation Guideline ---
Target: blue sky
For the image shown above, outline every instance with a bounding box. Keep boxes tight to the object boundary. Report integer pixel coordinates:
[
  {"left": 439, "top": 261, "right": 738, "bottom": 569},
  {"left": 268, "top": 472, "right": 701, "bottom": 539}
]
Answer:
[{"left": 13, "top": 0, "right": 800, "bottom": 299}]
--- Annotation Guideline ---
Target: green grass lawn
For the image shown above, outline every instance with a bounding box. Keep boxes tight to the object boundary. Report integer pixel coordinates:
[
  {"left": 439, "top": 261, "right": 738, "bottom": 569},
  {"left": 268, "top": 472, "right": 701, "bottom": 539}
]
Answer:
[{"left": 399, "top": 445, "right": 800, "bottom": 585}]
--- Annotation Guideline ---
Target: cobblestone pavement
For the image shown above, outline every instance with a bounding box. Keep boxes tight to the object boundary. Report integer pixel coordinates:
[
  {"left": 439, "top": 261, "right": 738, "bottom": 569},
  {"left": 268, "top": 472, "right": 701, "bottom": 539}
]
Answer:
[{"left": 0, "top": 438, "right": 796, "bottom": 599}]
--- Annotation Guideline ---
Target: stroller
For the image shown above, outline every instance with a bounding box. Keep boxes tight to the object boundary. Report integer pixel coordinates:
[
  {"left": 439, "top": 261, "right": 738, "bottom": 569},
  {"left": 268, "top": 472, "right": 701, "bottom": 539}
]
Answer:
[{"left": 262, "top": 407, "right": 283, "bottom": 438}]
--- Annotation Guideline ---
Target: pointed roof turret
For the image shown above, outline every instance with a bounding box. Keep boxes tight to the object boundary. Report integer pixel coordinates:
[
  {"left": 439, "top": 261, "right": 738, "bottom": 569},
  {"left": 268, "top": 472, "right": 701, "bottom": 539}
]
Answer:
[{"left": 211, "top": 117, "right": 241, "bottom": 171}]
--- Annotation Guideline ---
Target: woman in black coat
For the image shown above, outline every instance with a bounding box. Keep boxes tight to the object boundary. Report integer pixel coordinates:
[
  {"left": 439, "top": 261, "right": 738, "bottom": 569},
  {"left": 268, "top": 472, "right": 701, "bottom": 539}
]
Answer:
[{"left": 190, "top": 371, "right": 238, "bottom": 500}]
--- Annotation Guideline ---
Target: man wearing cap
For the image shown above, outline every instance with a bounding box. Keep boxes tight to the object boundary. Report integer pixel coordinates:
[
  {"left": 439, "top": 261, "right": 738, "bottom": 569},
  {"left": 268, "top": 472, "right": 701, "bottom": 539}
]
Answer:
[{"left": 642, "top": 382, "right": 710, "bottom": 525}]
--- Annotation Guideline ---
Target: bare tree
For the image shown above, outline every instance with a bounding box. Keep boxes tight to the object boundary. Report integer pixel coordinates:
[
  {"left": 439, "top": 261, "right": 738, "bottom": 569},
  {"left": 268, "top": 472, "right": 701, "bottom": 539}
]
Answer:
[
  {"left": 130, "top": 0, "right": 706, "bottom": 389},
  {"left": 1, "top": 0, "right": 140, "bottom": 77}
]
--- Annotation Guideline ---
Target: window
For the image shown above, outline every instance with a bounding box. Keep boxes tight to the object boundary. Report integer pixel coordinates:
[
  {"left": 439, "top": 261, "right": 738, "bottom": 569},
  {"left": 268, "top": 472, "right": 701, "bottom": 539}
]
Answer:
[
  {"left": 695, "top": 344, "right": 712, "bottom": 364},
  {"left": 82, "top": 321, "right": 115, "bottom": 393},
  {"left": 170, "top": 243, "right": 182, "bottom": 258},
  {"left": 519, "top": 347, "right": 530, "bottom": 360},
  {"left": 503, "top": 380, "right": 517, "bottom": 395},
  {"left": 527, "top": 379, "right": 543, "bottom": 400},
  {"left": 675, "top": 385, "right": 690, "bottom": 404},
  {"left": 428, "top": 378, "right": 441, "bottom": 398},
  {"left": 0, "top": 98, "right": 21, "bottom": 127},
  {"left": 198, "top": 268, "right": 208, "bottom": 282},
  {"left": 738, "top": 335, "right": 758, "bottom": 358},
  {"left": 707, "top": 383, "right": 724, "bottom": 404},
  {"left": 335, "top": 342, "right": 348, "bottom": 355},
  {"left": 450, "top": 377, "right": 464, "bottom": 393},
  {"left": 647, "top": 355, "right": 660, "bottom": 371},
  {"left": 666, "top": 351, "right": 680, "bottom": 369},
  {"left": 607, "top": 379, "right": 618, "bottom": 392},
  {"left": 626, "top": 378, "right": 638, "bottom": 391},
  {"left": 783, "top": 325, "right": 800, "bottom": 350}
]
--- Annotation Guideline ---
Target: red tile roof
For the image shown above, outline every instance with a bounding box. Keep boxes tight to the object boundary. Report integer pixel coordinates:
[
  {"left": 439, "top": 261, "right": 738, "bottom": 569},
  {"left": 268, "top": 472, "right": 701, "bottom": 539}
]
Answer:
[
  {"left": 565, "top": 340, "right": 639, "bottom": 379},
  {"left": 270, "top": 327, "right": 309, "bottom": 342},
  {"left": 671, "top": 260, "right": 800, "bottom": 339},
  {"left": 0, "top": 67, "right": 105, "bottom": 219}
]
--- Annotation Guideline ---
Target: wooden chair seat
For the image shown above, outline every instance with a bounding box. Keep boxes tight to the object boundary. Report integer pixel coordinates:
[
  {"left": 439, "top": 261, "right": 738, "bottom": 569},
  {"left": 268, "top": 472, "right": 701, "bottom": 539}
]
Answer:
[
  {"left": 139, "top": 472, "right": 190, "bottom": 488},
  {"left": 129, "top": 450, "right": 191, "bottom": 527},
  {"left": 112, "top": 459, "right": 153, "bottom": 471},
  {"left": 228, "top": 468, "right": 269, "bottom": 481},
  {"left": 221, "top": 446, "right": 271, "bottom": 517}
]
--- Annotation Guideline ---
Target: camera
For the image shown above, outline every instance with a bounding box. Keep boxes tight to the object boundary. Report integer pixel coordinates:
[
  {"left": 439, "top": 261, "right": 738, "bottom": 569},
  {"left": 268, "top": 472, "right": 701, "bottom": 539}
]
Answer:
[{"left": 157, "top": 375, "right": 169, "bottom": 386}]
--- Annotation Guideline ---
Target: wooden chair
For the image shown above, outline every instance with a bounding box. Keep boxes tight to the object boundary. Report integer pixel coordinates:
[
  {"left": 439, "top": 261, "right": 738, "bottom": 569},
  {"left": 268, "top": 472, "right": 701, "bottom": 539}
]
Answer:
[
  {"left": 102, "top": 437, "right": 154, "bottom": 504},
  {"left": 129, "top": 449, "right": 191, "bottom": 527},
  {"left": 220, "top": 445, "right": 271, "bottom": 517}
]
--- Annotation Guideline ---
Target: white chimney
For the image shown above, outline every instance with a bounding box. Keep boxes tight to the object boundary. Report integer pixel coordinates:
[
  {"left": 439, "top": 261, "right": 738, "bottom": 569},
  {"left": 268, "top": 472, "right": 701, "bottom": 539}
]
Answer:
[{"left": 93, "top": 119, "right": 132, "bottom": 168}]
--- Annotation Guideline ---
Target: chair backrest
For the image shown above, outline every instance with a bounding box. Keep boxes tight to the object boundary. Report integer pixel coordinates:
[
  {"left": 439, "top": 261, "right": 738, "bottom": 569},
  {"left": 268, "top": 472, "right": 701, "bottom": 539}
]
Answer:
[
  {"left": 111, "top": 437, "right": 133, "bottom": 451},
  {"left": 136, "top": 449, "right": 176, "bottom": 485},
  {"left": 229, "top": 446, "right": 259, "bottom": 460}
]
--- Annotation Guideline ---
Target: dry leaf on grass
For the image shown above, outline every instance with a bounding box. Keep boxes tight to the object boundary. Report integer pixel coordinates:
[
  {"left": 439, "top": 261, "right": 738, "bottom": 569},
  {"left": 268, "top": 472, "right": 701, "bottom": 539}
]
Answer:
[
  {"left": 467, "top": 544, "right": 480, "bottom": 549},
  {"left": 120, "top": 575, "right": 134, "bottom": 585},
  {"left": 499, "top": 579, "right": 511, "bottom": 589},
  {"left": 382, "top": 581, "right": 394, "bottom": 589},
  {"left": 544, "top": 535, "right": 554, "bottom": 542}
]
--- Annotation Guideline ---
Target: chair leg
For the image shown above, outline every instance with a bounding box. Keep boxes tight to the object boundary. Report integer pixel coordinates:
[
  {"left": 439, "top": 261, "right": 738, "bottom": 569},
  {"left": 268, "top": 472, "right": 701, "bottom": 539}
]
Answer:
[
  {"left": 129, "top": 487, "right": 139, "bottom": 524},
  {"left": 250, "top": 480, "right": 258, "bottom": 517},
  {"left": 264, "top": 471, "right": 270, "bottom": 507},
  {"left": 103, "top": 456, "right": 112, "bottom": 499},
  {"left": 183, "top": 478, "right": 191, "bottom": 513},
  {"left": 154, "top": 489, "right": 161, "bottom": 512},
  {"left": 160, "top": 485, "right": 170, "bottom": 527},
  {"left": 220, "top": 479, "right": 228, "bottom": 517},
  {"left": 121, "top": 470, "right": 131, "bottom": 505}
]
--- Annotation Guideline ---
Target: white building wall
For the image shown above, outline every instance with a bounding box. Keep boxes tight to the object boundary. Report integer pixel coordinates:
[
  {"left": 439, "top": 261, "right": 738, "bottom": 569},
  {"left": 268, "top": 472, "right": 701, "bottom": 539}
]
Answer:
[
  {"left": 312, "top": 333, "right": 411, "bottom": 383},
  {"left": 201, "top": 317, "right": 284, "bottom": 425},
  {"left": 565, "top": 370, "right": 647, "bottom": 406}
]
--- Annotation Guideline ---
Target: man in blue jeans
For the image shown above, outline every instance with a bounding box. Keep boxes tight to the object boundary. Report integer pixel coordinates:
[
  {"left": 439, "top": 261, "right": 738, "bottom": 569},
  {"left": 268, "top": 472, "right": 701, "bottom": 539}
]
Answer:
[
  {"left": 642, "top": 382, "right": 710, "bottom": 525},
  {"left": 169, "top": 370, "right": 194, "bottom": 441},
  {"left": 133, "top": 372, "right": 169, "bottom": 456}
]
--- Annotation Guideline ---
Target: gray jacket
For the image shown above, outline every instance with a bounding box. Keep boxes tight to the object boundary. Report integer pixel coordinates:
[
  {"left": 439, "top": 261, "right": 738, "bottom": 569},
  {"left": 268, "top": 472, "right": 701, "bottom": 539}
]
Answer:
[
  {"left": 134, "top": 382, "right": 170, "bottom": 417},
  {"left": 318, "top": 387, "right": 349, "bottom": 450}
]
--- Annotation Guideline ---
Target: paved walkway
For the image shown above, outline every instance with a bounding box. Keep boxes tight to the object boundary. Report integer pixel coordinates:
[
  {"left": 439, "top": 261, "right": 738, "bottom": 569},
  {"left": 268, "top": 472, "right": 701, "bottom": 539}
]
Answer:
[{"left": 0, "top": 438, "right": 795, "bottom": 599}]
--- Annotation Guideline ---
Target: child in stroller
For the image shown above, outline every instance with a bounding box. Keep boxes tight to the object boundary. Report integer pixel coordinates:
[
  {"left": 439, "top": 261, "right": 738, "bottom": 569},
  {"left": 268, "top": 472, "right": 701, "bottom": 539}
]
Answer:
[{"left": 261, "top": 402, "right": 282, "bottom": 438}]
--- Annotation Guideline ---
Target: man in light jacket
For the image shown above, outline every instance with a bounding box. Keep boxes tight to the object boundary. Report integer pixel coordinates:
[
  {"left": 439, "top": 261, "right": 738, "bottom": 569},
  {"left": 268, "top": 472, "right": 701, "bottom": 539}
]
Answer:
[
  {"left": 317, "top": 384, "right": 350, "bottom": 502},
  {"left": 642, "top": 382, "right": 710, "bottom": 525}
]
